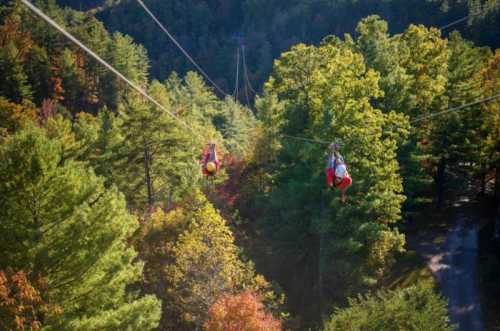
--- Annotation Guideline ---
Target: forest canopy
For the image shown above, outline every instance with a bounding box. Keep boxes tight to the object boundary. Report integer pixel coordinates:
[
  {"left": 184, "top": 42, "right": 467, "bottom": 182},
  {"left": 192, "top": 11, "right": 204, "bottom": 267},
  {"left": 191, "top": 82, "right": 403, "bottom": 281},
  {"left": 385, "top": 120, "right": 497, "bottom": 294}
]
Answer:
[{"left": 0, "top": 0, "right": 499, "bottom": 330}]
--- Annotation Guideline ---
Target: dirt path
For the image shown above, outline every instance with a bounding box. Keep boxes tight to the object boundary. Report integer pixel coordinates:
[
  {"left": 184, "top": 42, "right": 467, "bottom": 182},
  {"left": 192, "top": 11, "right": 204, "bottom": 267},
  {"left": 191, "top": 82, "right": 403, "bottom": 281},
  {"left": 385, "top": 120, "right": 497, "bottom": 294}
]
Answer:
[{"left": 408, "top": 201, "right": 484, "bottom": 331}]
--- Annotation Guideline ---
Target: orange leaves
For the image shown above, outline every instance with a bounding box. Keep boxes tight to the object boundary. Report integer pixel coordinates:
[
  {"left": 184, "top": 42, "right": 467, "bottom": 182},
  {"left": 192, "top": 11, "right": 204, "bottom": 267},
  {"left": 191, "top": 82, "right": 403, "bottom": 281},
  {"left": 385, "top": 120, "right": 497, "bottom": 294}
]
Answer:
[
  {"left": 0, "top": 269, "right": 60, "bottom": 331},
  {"left": 0, "top": 270, "right": 42, "bottom": 330},
  {"left": 49, "top": 77, "right": 65, "bottom": 101},
  {"left": 0, "top": 98, "right": 37, "bottom": 135},
  {"left": 204, "top": 291, "right": 281, "bottom": 331}
]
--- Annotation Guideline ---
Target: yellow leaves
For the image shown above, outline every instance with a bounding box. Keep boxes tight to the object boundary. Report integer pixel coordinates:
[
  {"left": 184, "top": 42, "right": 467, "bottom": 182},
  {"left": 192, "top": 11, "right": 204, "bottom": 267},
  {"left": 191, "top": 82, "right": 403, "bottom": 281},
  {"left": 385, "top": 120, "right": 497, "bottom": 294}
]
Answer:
[
  {"left": 142, "top": 191, "right": 283, "bottom": 328},
  {"left": 366, "top": 229, "right": 406, "bottom": 278},
  {"left": 482, "top": 50, "right": 500, "bottom": 92},
  {"left": 0, "top": 15, "right": 34, "bottom": 61},
  {"left": 0, "top": 98, "right": 37, "bottom": 135}
]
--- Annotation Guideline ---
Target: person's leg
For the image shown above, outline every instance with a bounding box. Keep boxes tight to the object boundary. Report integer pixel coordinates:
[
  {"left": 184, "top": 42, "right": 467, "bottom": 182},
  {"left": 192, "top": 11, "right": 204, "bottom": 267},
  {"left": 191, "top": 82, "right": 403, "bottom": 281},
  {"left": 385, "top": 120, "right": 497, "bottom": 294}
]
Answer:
[
  {"left": 338, "top": 176, "right": 352, "bottom": 203},
  {"left": 326, "top": 168, "right": 334, "bottom": 187}
]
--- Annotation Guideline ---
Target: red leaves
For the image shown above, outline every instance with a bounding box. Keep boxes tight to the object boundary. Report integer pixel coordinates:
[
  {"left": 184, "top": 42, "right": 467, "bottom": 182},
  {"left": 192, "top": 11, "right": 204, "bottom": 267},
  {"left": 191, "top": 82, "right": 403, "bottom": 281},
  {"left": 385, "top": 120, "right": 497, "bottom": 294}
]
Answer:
[{"left": 204, "top": 291, "right": 281, "bottom": 331}]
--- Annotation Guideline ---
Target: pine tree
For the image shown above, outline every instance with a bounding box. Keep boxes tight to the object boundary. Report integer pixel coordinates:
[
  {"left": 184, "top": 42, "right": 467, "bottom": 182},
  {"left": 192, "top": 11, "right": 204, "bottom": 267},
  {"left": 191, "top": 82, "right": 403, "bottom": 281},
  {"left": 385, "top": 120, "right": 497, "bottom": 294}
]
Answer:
[
  {"left": 356, "top": 18, "right": 451, "bottom": 209},
  {"left": 255, "top": 40, "right": 407, "bottom": 317},
  {"left": 426, "top": 32, "right": 491, "bottom": 199},
  {"left": 215, "top": 97, "right": 256, "bottom": 158},
  {"left": 0, "top": 43, "right": 32, "bottom": 103},
  {"left": 102, "top": 32, "right": 150, "bottom": 109},
  {"left": 73, "top": 107, "right": 124, "bottom": 186},
  {"left": 480, "top": 50, "right": 500, "bottom": 202},
  {"left": 323, "top": 285, "right": 452, "bottom": 331},
  {"left": 0, "top": 124, "right": 161, "bottom": 330},
  {"left": 115, "top": 82, "right": 200, "bottom": 209}
]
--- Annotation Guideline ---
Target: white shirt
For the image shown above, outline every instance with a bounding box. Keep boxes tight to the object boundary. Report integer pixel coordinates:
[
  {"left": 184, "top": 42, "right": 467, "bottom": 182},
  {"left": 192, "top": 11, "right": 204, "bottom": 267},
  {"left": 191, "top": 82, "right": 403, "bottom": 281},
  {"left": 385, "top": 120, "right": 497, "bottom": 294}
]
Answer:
[{"left": 335, "top": 163, "right": 347, "bottom": 179}]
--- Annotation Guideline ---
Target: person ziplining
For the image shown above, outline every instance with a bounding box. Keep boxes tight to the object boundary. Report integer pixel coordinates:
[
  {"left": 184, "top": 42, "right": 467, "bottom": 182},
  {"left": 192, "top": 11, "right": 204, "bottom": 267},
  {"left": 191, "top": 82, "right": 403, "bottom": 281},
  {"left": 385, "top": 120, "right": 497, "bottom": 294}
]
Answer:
[
  {"left": 202, "top": 142, "right": 220, "bottom": 177},
  {"left": 20, "top": 0, "right": 500, "bottom": 199},
  {"left": 326, "top": 141, "right": 352, "bottom": 203}
]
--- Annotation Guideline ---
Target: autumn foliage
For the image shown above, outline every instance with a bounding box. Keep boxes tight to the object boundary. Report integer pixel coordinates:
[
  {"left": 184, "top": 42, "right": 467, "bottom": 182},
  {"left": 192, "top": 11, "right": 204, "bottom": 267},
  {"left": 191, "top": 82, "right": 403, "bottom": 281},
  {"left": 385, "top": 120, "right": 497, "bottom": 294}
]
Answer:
[
  {"left": 0, "top": 270, "right": 59, "bottom": 331},
  {"left": 204, "top": 291, "right": 281, "bottom": 331}
]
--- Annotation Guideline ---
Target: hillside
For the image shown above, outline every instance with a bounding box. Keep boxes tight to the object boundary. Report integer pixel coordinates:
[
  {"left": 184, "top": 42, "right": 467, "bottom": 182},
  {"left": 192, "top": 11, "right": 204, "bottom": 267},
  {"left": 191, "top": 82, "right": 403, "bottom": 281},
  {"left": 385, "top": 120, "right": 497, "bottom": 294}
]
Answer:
[
  {"left": 55, "top": 0, "right": 500, "bottom": 101},
  {"left": 1, "top": 0, "right": 499, "bottom": 330}
]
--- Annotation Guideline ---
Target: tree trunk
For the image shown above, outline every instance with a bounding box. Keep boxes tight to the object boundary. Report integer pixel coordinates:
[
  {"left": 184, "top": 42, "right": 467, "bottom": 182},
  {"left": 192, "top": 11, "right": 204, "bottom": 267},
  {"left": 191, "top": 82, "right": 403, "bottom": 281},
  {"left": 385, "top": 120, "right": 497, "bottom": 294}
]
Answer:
[
  {"left": 436, "top": 158, "right": 446, "bottom": 210},
  {"left": 480, "top": 169, "right": 487, "bottom": 196},
  {"left": 317, "top": 191, "right": 326, "bottom": 317},
  {"left": 167, "top": 190, "right": 173, "bottom": 210},
  {"left": 144, "top": 147, "right": 154, "bottom": 206},
  {"left": 495, "top": 158, "right": 500, "bottom": 204}
]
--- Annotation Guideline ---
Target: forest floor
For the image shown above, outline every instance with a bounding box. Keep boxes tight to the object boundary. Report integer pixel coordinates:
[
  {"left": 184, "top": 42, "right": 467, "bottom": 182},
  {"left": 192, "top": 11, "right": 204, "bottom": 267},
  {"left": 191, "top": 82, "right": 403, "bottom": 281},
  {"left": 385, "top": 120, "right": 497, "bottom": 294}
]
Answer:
[{"left": 406, "top": 196, "right": 487, "bottom": 331}]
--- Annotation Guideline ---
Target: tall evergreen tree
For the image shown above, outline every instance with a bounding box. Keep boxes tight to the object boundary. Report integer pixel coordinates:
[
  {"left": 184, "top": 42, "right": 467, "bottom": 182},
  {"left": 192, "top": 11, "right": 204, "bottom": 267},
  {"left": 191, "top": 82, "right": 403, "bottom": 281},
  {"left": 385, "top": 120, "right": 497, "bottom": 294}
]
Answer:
[
  {"left": 426, "top": 32, "right": 491, "bottom": 199},
  {"left": 356, "top": 18, "right": 454, "bottom": 208},
  {"left": 0, "top": 124, "right": 161, "bottom": 330},
  {"left": 0, "top": 43, "right": 32, "bottom": 103},
  {"left": 480, "top": 50, "right": 500, "bottom": 202},
  {"left": 115, "top": 83, "right": 200, "bottom": 209},
  {"left": 253, "top": 39, "right": 407, "bottom": 322},
  {"left": 324, "top": 285, "right": 452, "bottom": 331}
]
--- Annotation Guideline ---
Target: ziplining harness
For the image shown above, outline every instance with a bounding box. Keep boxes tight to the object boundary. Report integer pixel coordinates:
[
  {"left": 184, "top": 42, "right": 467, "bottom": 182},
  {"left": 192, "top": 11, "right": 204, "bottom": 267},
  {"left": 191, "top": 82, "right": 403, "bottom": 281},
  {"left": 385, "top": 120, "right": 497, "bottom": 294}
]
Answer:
[
  {"left": 326, "top": 141, "right": 352, "bottom": 193},
  {"left": 202, "top": 142, "right": 220, "bottom": 177}
]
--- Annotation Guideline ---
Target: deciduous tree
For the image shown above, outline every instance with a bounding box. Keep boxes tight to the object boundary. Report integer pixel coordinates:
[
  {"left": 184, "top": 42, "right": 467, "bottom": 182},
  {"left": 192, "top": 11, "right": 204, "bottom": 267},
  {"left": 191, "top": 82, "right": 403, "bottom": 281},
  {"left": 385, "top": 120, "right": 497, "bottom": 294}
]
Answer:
[{"left": 204, "top": 291, "right": 281, "bottom": 331}]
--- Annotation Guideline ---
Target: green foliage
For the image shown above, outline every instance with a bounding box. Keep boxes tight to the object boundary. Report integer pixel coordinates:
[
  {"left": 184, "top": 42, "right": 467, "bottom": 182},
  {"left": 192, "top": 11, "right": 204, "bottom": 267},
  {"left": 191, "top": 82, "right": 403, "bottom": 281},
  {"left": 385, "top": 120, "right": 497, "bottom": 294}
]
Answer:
[
  {"left": 164, "top": 192, "right": 248, "bottom": 328},
  {"left": 323, "top": 285, "right": 452, "bottom": 331},
  {"left": 0, "top": 124, "right": 161, "bottom": 330},
  {"left": 355, "top": 16, "right": 498, "bottom": 209},
  {"left": 0, "top": 1, "right": 154, "bottom": 114},
  {"left": 114, "top": 83, "right": 199, "bottom": 209},
  {"left": 0, "top": 42, "right": 33, "bottom": 103},
  {"left": 215, "top": 97, "right": 256, "bottom": 158},
  {"left": 249, "top": 38, "right": 408, "bottom": 323},
  {"left": 79, "top": 0, "right": 499, "bottom": 102},
  {"left": 355, "top": 17, "right": 449, "bottom": 208},
  {"left": 102, "top": 32, "right": 150, "bottom": 109},
  {"left": 426, "top": 32, "right": 491, "bottom": 187},
  {"left": 480, "top": 50, "right": 500, "bottom": 199},
  {"left": 2, "top": 0, "right": 500, "bottom": 329},
  {"left": 0, "top": 1, "right": 257, "bottom": 330}
]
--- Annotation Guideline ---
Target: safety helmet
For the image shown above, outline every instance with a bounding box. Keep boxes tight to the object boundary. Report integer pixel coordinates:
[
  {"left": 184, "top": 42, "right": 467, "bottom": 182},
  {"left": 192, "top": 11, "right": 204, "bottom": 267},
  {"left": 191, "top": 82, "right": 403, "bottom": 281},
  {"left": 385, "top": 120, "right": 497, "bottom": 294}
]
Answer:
[{"left": 206, "top": 161, "right": 217, "bottom": 174}]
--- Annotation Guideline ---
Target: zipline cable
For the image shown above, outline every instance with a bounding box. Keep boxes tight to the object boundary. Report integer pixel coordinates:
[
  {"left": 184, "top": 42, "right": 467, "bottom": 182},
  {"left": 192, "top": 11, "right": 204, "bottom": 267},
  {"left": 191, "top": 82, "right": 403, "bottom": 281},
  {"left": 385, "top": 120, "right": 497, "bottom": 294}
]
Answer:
[
  {"left": 243, "top": 63, "right": 251, "bottom": 106},
  {"left": 241, "top": 44, "right": 256, "bottom": 94},
  {"left": 440, "top": 15, "right": 471, "bottom": 31},
  {"left": 439, "top": 3, "right": 499, "bottom": 31},
  {"left": 282, "top": 134, "right": 330, "bottom": 145},
  {"left": 233, "top": 47, "right": 240, "bottom": 100},
  {"left": 135, "top": 0, "right": 227, "bottom": 96},
  {"left": 21, "top": 0, "right": 500, "bottom": 149},
  {"left": 412, "top": 93, "right": 500, "bottom": 123},
  {"left": 281, "top": 93, "right": 500, "bottom": 145},
  {"left": 21, "top": 0, "right": 204, "bottom": 142}
]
